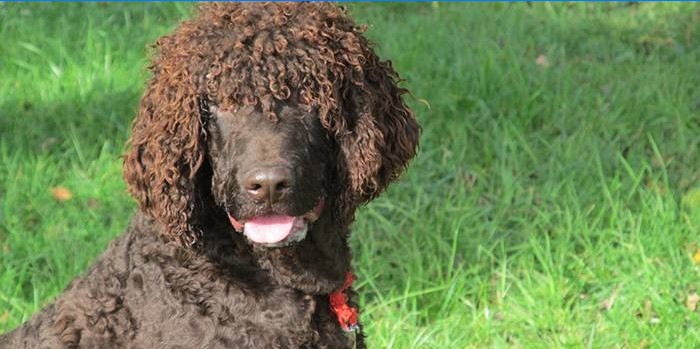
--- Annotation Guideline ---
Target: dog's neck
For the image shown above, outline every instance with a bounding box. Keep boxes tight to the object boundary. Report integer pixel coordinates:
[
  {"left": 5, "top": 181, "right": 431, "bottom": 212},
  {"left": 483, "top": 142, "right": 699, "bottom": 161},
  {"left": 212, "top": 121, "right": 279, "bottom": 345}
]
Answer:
[
  {"left": 196, "top": 208, "right": 352, "bottom": 294},
  {"left": 249, "top": 215, "right": 352, "bottom": 294}
]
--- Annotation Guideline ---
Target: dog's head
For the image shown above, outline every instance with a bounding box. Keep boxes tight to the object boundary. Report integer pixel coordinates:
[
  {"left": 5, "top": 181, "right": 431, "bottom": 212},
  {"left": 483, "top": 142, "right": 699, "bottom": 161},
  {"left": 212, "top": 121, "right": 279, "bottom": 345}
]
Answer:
[
  {"left": 123, "top": 3, "right": 420, "bottom": 248},
  {"left": 204, "top": 103, "right": 331, "bottom": 247}
]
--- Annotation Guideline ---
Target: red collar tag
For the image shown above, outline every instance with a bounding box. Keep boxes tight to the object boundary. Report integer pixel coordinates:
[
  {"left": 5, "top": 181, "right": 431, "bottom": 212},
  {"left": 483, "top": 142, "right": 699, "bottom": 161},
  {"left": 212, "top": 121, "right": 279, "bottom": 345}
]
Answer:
[{"left": 329, "top": 271, "right": 359, "bottom": 332}]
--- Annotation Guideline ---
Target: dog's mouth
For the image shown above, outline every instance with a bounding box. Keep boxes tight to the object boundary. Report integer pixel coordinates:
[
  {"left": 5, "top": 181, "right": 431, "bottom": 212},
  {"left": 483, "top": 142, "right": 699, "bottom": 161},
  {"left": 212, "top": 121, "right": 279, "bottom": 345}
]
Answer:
[{"left": 227, "top": 198, "right": 324, "bottom": 247}]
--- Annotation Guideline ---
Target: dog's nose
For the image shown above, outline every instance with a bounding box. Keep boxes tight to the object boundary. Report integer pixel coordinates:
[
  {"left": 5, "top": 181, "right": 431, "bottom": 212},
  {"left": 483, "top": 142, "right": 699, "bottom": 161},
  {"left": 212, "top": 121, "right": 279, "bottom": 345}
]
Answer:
[{"left": 243, "top": 167, "right": 293, "bottom": 204}]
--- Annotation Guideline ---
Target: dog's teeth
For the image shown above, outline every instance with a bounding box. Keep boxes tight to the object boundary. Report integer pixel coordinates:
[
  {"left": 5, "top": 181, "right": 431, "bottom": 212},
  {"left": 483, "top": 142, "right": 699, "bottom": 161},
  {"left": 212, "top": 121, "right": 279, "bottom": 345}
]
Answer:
[{"left": 289, "top": 224, "right": 308, "bottom": 243}]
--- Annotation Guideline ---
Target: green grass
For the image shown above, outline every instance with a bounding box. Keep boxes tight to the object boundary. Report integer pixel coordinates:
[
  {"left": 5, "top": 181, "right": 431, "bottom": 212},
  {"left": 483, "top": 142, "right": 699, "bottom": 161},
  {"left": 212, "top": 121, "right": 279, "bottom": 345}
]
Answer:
[{"left": 1, "top": 3, "right": 700, "bottom": 348}]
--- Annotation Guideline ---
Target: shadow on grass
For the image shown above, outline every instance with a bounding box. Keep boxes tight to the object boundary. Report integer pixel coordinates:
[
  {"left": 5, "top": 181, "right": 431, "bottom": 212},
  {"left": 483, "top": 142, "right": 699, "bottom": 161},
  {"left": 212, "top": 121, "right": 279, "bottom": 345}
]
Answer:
[{"left": 0, "top": 87, "right": 142, "bottom": 159}]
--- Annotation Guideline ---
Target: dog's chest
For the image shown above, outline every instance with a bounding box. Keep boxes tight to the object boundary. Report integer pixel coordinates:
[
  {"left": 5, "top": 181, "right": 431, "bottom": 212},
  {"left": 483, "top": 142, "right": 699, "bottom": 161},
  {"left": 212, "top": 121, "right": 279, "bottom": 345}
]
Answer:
[
  {"left": 45, "top": 228, "right": 357, "bottom": 348},
  {"left": 123, "top": 271, "right": 351, "bottom": 348}
]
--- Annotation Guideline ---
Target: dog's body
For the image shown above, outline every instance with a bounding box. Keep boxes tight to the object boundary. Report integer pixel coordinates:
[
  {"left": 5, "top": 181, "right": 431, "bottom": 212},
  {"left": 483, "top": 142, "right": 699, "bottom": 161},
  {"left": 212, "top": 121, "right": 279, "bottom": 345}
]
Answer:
[
  {"left": 2, "top": 214, "right": 355, "bottom": 348},
  {"left": 1, "top": 3, "right": 419, "bottom": 348}
]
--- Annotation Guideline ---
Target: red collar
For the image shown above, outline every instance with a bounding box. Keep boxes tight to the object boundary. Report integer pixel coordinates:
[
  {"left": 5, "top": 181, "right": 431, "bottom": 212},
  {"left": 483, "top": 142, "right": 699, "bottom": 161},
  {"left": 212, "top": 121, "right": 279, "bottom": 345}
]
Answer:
[{"left": 329, "top": 271, "right": 359, "bottom": 332}]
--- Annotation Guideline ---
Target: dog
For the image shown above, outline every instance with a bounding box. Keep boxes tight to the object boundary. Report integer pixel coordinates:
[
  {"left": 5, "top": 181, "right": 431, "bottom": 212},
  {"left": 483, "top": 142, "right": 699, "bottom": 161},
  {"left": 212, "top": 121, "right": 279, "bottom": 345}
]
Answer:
[{"left": 0, "top": 3, "right": 419, "bottom": 348}]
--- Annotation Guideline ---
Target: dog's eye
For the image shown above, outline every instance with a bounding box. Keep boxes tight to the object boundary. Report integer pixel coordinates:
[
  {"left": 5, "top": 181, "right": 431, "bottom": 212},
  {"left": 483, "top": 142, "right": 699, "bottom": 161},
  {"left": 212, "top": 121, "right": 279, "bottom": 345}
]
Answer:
[
  {"left": 198, "top": 97, "right": 209, "bottom": 114},
  {"left": 199, "top": 97, "right": 216, "bottom": 125},
  {"left": 199, "top": 99, "right": 220, "bottom": 142}
]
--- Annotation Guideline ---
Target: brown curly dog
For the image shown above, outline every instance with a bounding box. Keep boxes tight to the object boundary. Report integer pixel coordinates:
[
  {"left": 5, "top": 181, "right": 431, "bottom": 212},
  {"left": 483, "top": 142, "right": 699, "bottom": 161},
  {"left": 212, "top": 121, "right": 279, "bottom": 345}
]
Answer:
[{"left": 0, "top": 3, "right": 419, "bottom": 348}]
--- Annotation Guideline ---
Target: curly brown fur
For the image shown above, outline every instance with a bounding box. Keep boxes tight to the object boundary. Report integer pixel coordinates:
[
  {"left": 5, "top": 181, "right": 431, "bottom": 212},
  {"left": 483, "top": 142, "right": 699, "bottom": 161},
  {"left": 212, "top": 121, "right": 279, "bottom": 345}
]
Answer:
[{"left": 1, "top": 3, "right": 419, "bottom": 348}]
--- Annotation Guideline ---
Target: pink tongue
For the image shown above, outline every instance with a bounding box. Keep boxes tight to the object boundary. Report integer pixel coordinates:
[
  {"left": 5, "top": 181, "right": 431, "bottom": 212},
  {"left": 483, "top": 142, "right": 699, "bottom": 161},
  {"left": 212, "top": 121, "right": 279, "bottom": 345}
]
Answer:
[{"left": 244, "top": 215, "right": 296, "bottom": 244}]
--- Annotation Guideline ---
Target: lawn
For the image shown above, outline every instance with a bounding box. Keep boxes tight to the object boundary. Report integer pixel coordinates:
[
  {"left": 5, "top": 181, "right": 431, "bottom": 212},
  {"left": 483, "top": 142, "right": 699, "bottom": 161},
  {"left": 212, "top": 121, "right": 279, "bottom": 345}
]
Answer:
[{"left": 1, "top": 3, "right": 699, "bottom": 348}]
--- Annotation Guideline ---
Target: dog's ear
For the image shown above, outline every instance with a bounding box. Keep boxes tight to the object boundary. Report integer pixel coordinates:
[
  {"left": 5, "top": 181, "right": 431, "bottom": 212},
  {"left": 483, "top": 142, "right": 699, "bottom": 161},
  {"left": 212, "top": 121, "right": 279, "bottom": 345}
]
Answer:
[
  {"left": 123, "top": 36, "right": 206, "bottom": 247},
  {"left": 334, "top": 55, "right": 421, "bottom": 206}
]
